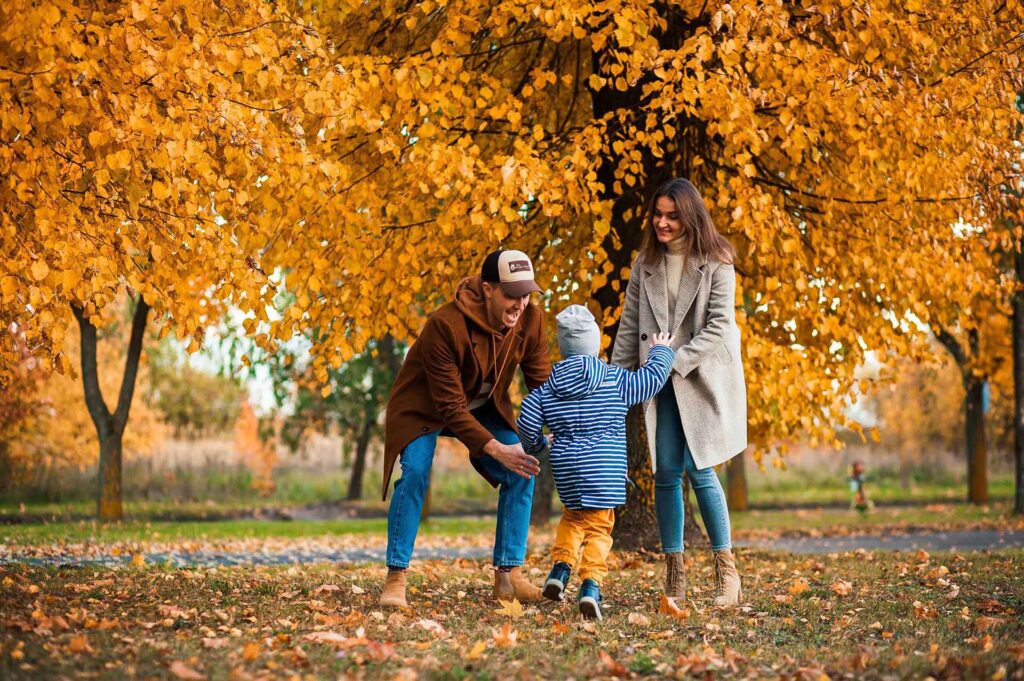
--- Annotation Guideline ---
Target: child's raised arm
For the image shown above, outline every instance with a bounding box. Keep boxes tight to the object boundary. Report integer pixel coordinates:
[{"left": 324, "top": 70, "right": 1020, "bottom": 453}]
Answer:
[
  {"left": 617, "top": 334, "right": 675, "bottom": 406},
  {"left": 515, "top": 388, "right": 548, "bottom": 455}
]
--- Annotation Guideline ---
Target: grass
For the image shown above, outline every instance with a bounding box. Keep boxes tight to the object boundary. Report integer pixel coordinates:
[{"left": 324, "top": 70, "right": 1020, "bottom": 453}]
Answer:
[
  {"left": 745, "top": 470, "right": 1016, "bottom": 506},
  {"left": 2, "top": 500, "right": 1019, "bottom": 547},
  {"left": 2, "top": 549, "right": 1021, "bottom": 679},
  {"left": 730, "top": 500, "right": 1021, "bottom": 536},
  {"left": 4, "top": 467, "right": 1015, "bottom": 521},
  {"left": 0, "top": 468, "right": 499, "bottom": 520},
  {"left": 0, "top": 516, "right": 496, "bottom": 546}
]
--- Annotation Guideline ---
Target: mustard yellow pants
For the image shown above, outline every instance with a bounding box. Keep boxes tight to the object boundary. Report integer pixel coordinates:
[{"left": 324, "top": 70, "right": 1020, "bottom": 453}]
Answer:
[{"left": 551, "top": 508, "right": 615, "bottom": 585}]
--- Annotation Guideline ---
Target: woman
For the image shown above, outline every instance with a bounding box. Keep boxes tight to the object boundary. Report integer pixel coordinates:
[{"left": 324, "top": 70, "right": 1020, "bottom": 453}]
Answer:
[{"left": 610, "top": 177, "right": 747, "bottom": 607}]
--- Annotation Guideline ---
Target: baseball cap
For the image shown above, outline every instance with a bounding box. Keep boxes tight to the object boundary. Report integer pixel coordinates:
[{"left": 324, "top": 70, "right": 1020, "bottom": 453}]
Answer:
[{"left": 481, "top": 249, "right": 542, "bottom": 297}]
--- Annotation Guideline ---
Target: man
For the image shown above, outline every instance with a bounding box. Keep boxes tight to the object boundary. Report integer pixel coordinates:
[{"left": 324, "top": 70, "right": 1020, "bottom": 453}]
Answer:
[{"left": 379, "top": 248, "right": 552, "bottom": 608}]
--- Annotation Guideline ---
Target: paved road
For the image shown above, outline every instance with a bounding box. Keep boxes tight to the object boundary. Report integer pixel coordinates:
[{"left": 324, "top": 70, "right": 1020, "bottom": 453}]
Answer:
[
  {"left": 2, "top": 530, "right": 1022, "bottom": 568},
  {"left": 737, "top": 529, "right": 1024, "bottom": 555}
]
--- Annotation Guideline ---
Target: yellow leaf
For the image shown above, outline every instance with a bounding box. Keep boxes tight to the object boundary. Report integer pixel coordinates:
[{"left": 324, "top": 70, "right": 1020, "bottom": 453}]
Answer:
[
  {"left": 830, "top": 579, "right": 853, "bottom": 596},
  {"left": 68, "top": 635, "right": 93, "bottom": 654},
  {"left": 131, "top": 553, "right": 146, "bottom": 568},
  {"left": 491, "top": 622, "right": 517, "bottom": 648},
  {"left": 31, "top": 261, "right": 49, "bottom": 282},
  {"left": 152, "top": 181, "right": 171, "bottom": 200},
  {"left": 788, "top": 578, "right": 810, "bottom": 596},
  {"left": 106, "top": 149, "right": 131, "bottom": 170},
  {"left": 168, "top": 661, "right": 206, "bottom": 680},
  {"left": 465, "top": 640, "right": 487, "bottom": 660},
  {"left": 242, "top": 641, "right": 259, "bottom": 661},
  {"left": 494, "top": 598, "right": 524, "bottom": 618},
  {"left": 659, "top": 594, "right": 690, "bottom": 620}
]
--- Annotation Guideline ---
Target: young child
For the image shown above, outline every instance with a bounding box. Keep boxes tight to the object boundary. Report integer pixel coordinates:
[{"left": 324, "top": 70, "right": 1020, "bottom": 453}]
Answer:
[
  {"left": 848, "top": 460, "right": 873, "bottom": 513},
  {"left": 517, "top": 304, "right": 674, "bottom": 620}
]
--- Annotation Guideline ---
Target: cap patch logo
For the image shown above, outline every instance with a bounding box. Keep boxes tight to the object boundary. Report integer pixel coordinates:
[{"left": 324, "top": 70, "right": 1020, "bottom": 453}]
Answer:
[{"left": 508, "top": 260, "right": 532, "bottom": 274}]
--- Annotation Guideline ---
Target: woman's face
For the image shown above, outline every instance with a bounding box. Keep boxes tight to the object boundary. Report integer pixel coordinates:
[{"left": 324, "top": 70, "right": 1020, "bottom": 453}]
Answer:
[{"left": 653, "top": 195, "right": 684, "bottom": 244}]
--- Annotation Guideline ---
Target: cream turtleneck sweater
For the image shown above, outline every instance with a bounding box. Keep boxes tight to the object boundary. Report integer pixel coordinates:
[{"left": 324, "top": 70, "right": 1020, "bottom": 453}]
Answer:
[{"left": 664, "top": 238, "right": 688, "bottom": 325}]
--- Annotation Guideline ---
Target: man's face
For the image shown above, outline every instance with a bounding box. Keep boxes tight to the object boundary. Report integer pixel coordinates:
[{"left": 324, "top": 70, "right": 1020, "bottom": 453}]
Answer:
[{"left": 483, "top": 283, "right": 530, "bottom": 330}]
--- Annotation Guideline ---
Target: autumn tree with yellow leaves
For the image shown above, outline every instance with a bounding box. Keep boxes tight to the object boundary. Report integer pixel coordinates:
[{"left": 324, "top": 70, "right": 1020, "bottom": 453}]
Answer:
[
  {"left": 3, "top": 1, "right": 1023, "bottom": 526},
  {"left": 0, "top": 1, "right": 333, "bottom": 518}
]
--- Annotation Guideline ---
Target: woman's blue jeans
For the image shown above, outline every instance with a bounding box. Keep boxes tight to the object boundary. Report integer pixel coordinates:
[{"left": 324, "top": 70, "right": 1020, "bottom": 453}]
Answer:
[
  {"left": 654, "top": 383, "right": 732, "bottom": 552},
  {"left": 385, "top": 410, "right": 534, "bottom": 568}
]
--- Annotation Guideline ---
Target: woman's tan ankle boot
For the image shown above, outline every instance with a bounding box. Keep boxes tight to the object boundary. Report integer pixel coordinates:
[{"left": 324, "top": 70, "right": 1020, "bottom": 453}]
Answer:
[
  {"left": 711, "top": 549, "right": 741, "bottom": 607},
  {"left": 664, "top": 552, "right": 686, "bottom": 599},
  {"left": 379, "top": 569, "right": 408, "bottom": 608},
  {"left": 493, "top": 567, "right": 544, "bottom": 603}
]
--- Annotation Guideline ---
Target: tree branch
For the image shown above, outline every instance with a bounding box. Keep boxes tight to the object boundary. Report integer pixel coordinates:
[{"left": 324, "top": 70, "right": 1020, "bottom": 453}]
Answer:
[
  {"left": 71, "top": 304, "right": 112, "bottom": 435},
  {"left": 113, "top": 297, "right": 150, "bottom": 430}
]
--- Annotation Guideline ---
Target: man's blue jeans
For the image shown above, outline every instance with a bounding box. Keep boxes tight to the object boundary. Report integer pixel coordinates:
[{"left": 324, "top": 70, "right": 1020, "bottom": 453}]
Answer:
[
  {"left": 385, "top": 411, "right": 535, "bottom": 568},
  {"left": 654, "top": 383, "right": 733, "bottom": 552}
]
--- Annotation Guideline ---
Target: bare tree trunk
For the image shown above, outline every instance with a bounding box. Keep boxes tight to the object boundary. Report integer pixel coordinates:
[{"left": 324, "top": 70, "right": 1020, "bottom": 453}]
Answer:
[
  {"left": 592, "top": 5, "right": 713, "bottom": 549},
  {"left": 73, "top": 297, "right": 150, "bottom": 521},
  {"left": 347, "top": 420, "right": 373, "bottom": 501},
  {"left": 1015, "top": 245, "right": 1024, "bottom": 514},
  {"left": 936, "top": 327, "right": 988, "bottom": 505},
  {"left": 965, "top": 373, "right": 989, "bottom": 505},
  {"left": 613, "top": 406, "right": 662, "bottom": 550},
  {"left": 530, "top": 444, "right": 555, "bottom": 526},
  {"left": 726, "top": 450, "right": 749, "bottom": 511}
]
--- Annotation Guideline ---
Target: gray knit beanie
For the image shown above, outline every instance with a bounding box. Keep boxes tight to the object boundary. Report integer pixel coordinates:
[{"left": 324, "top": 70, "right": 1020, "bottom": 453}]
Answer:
[{"left": 556, "top": 304, "right": 601, "bottom": 358}]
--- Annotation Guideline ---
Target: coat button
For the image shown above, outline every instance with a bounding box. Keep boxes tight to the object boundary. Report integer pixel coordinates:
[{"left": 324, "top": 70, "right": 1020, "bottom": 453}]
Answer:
[
  {"left": 640, "top": 333, "right": 647, "bottom": 341},
  {"left": 690, "top": 332, "right": 694, "bottom": 339},
  {"left": 421, "top": 427, "right": 429, "bottom": 432}
]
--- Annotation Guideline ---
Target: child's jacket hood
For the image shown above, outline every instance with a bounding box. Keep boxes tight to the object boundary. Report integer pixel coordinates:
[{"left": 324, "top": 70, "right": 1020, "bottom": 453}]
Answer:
[{"left": 549, "top": 355, "right": 608, "bottom": 401}]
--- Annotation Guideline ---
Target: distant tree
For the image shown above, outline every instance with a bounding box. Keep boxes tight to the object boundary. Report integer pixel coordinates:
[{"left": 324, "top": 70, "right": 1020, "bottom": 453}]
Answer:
[{"left": 257, "top": 333, "right": 405, "bottom": 501}]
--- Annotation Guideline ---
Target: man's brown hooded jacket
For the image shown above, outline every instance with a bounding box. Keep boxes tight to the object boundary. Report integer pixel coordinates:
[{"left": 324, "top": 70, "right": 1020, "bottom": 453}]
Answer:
[{"left": 381, "top": 276, "right": 551, "bottom": 501}]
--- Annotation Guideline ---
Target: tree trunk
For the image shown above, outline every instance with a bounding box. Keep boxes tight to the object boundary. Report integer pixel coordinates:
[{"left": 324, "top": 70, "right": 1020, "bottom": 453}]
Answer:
[
  {"left": 592, "top": 6, "right": 709, "bottom": 549},
  {"left": 1015, "top": 245, "right": 1024, "bottom": 514},
  {"left": 613, "top": 405, "right": 662, "bottom": 550},
  {"left": 73, "top": 297, "right": 150, "bottom": 521},
  {"left": 936, "top": 327, "right": 988, "bottom": 506},
  {"left": 726, "top": 450, "right": 749, "bottom": 511},
  {"left": 530, "top": 444, "right": 555, "bottom": 526},
  {"left": 347, "top": 420, "right": 372, "bottom": 501},
  {"left": 97, "top": 435, "right": 124, "bottom": 520},
  {"left": 964, "top": 373, "right": 989, "bottom": 505}
]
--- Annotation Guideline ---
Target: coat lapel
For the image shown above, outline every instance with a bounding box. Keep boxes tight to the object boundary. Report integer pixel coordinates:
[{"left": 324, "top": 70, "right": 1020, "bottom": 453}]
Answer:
[
  {"left": 671, "top": 259, "right": 707, "bottom": 334},
  {"left": 643, "top": 256, "right": 669, "bottom": 333}
]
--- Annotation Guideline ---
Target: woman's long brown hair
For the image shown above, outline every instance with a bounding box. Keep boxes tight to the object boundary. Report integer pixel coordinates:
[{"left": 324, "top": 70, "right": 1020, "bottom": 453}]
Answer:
[{"left": 637, "top": 178, "right": 736, "bottom": 266}]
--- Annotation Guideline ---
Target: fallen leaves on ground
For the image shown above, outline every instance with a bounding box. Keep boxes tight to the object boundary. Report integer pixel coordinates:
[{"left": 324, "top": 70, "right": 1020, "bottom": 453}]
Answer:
[
  {"left": 1, "top": 548, "right": 1022, "bottom": 679},
  {"left": 493, "top": 598, "right": 524, "bottom": 618},
  {"left": 492, "top": 622, "right": 518, "bottom": 648},
  {"left": 830, "top": 579, "right": 853, "bottom": 596},
  {"left": 168, "top": 661, "right": 205, "bottom": 680}
]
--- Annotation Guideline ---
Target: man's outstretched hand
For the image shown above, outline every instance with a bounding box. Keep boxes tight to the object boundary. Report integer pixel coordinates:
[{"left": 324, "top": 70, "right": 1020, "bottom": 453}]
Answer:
[{"left": 483, "top": 439, "right": 540, "bottom": 479}]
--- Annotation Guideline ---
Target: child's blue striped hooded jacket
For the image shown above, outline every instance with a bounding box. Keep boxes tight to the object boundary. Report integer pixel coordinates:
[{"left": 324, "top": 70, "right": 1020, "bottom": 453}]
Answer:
[{"left": 516, "top": 345, "right": 674, "bottom": 510}]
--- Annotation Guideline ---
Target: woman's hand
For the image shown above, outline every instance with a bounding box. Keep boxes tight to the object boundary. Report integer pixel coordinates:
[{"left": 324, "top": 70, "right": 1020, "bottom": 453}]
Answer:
[{"left": 650, "top": 332, "right": 674, "bottom": 348}]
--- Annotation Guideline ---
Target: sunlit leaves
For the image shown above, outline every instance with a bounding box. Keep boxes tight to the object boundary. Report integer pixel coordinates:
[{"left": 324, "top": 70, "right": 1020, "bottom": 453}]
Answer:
[{"left": 3, "top": 0, "right": 1022, "bottom": 464}]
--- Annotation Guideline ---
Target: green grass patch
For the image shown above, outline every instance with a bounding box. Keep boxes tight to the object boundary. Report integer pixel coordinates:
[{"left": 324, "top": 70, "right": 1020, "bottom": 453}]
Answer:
[
  {"left": 0, "top": 516, "right": 495, "bottom": 545},
  {"left": 747, "top": 471, "right": 1015, "bottom": 506},
  {"left": 728, "top": 500, "right": 1019, "bottom": 535}
]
